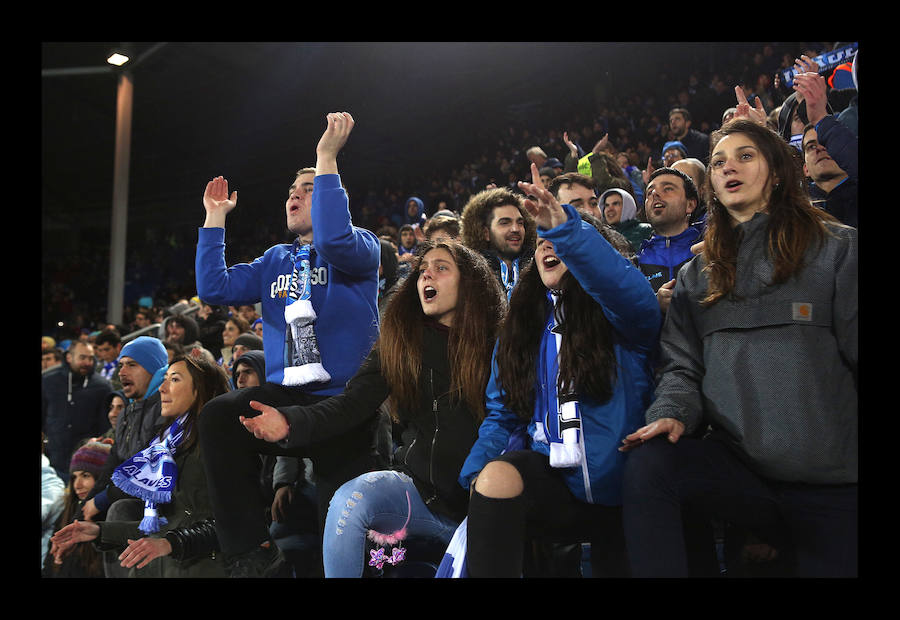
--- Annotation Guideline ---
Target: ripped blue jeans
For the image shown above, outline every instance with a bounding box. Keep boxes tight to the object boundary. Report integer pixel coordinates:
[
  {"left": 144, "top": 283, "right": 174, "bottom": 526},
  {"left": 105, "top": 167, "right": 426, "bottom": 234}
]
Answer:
[{"left": 322, "top": 470, "right": 460, "bottom": 577}]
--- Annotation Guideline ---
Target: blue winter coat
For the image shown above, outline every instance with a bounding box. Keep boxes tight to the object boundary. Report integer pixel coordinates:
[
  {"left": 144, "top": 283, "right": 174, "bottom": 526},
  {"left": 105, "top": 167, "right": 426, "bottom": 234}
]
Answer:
[{"left": 458, "top": 203, "right": 660, "bottom": 505}]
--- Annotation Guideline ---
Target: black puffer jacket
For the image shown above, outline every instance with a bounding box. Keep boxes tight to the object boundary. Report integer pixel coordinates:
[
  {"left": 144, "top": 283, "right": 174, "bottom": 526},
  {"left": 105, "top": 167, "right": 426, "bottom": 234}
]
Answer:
[{"left": 277, "top": 321, "right": 480, "bottom": 522}]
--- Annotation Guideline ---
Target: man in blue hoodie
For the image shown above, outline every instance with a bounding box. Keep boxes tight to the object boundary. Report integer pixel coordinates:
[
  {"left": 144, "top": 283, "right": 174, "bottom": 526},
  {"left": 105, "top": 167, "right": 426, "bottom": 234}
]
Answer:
[
  {"left": 636, "top": 167, "right": 702, "bottom": 314},
  {"left": 195, "top": 112, "right": 382, "bottom": 577}
]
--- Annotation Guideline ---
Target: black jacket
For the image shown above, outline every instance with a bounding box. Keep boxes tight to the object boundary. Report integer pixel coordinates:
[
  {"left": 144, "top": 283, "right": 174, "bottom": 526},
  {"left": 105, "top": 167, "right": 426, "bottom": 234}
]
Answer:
[
  {"left": 41, "top": 365, "right": 112, "bottom": 476},
  {"left": 277, "top": 322, "right": 480, "bottom": 522}
]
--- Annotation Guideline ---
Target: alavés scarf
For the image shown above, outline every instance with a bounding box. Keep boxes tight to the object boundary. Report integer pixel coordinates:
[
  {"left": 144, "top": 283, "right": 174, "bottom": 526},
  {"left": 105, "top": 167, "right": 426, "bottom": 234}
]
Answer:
[{"left": 111, "top": 414, "right": 188, "bottom": 534}]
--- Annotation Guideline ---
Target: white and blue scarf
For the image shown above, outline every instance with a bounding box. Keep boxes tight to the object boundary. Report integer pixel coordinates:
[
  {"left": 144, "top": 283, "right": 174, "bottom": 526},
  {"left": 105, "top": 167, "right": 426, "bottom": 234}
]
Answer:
[
  {"left": 283, "top": 241, "right": 330, "bottom": 387},
  {"left": 532, "top": 291, "right": 584, "bottom": 468},
  {"left": 111, "top": 414, "right": 187, "bottom": 534},
  {"left": 499, "top": 258, "right": 520, "bottom": 301}
]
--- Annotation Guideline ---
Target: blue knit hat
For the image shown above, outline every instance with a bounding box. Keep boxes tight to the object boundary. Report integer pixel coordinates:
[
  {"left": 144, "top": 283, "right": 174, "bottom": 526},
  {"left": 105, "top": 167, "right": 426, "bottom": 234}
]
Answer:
[
  {"left": 118, "top": 336, "right": 168, "bottom": 376},
  {"left": 661, "top": 141, "right": 687, "bottom": 159}
]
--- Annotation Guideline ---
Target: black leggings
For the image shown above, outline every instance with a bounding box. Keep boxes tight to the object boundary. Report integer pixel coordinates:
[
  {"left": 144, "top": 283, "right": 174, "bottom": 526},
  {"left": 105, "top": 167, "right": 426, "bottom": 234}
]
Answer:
[
  {"left": 466, "top": 449, "right": 628, "bottom": 578},
  {"left": 198, "top": 382, "right": 380, "bottom": 558}
]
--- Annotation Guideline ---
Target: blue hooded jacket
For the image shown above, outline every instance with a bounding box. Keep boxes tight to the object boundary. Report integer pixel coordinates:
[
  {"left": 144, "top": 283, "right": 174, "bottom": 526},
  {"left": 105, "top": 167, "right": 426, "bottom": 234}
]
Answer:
[{"left": 459, "top": 203, "right": 660, "bottom": 506}]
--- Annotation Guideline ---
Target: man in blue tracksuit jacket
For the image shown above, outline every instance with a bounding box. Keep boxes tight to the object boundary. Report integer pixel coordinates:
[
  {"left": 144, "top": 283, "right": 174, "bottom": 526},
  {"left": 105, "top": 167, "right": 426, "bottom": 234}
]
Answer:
[
  {"left": 636, "top": 167, "right": 703, "bottom": 318},
  {"left": 195, "top": 113, "right": 382, "bottom": 576}
]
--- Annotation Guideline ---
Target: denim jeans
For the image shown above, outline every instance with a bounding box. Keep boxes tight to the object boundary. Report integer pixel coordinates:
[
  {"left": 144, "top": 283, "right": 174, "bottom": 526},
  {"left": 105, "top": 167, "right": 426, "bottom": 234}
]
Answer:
[{"left": 322, "top": 470, "right": 460, "bottom": 577}]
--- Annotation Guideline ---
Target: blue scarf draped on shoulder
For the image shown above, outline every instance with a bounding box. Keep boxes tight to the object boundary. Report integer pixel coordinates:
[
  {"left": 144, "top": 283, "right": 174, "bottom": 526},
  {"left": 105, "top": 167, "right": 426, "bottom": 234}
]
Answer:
[{"left": 111, "top": 414, "right": 188, "bottom": 534}]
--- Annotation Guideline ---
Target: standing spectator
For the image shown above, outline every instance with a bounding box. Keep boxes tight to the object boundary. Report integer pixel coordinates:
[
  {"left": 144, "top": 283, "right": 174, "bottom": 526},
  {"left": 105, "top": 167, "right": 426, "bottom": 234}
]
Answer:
[
  {"left": 195, "top": 301, "right": 228, "bottom": 360},
  {"left": 621, "top": 120, "right": 857, "bottom": 578},
  {"left": 668, "top": 107, "right": 711, "bottom": 163},
  {"left": 195, "top": 112, "right": 381, "bottom": 577},
  {"left": 93, "top": 329, "right": 123, "bottom": 390},
  {"left": 41, "top": 341, "right": 112, "bottom": 480}
]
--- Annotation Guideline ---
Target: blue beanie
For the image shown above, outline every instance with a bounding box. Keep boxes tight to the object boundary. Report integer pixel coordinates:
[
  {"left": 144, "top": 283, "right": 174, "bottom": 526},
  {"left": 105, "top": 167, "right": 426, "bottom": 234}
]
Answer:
[
  {"left": 118, "top": 336, "right": 168, "bottom": 376},
  {"left": 662, "top": 140, "right": 687, "bottom": 159}
]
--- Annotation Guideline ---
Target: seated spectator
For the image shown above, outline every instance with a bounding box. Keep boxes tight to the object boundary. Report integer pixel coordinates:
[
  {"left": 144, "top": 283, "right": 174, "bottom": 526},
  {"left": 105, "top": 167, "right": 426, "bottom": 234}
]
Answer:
[
  {"left": 241, "top": 240, "right": 506, "bottom": 577},
  {"left": 232, "top": 332, "right": 264, "bottom": 365},
  {"left": 49, "top": 354, "right": 234, "bottom": 577},
  {"left": 458, "top": 164, "right": 660, "bottom": 577},
  {"left": 41, "top": 435, "right": 65, "bottom": 570},
  {"left": 218, "top": 315, "right": 250, "bottom": 371},
  {"left": 620, "top": 120, "right": 857, "bottom": 578},
  {"left": 44, "top": 440, "right": 112, "bottom": 577}
]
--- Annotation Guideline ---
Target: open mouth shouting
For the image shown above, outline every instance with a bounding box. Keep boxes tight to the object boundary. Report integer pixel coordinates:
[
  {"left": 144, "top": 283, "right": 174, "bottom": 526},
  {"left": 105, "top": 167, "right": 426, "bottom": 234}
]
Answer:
[
  {"left": 536, "top": 241, "right": 568, "bottom": 289},
  {"left": 422, "top": 285, "right": 438, "bottom": 301},
  {"left": 723, "top": 179, "right": 743, "bottom": 192}
]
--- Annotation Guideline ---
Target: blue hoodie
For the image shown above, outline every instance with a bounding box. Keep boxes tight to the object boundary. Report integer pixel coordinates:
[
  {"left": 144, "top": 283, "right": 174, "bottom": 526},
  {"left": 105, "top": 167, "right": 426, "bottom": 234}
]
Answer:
[{"left": 196, "top": 174, "right": 380, "bottom": 396}]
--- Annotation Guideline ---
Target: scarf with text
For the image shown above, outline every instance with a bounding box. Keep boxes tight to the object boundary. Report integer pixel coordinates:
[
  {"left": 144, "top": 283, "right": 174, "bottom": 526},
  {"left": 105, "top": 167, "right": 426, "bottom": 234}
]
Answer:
[
  {"left": 283, "top": 241, "right": 331, "bottom": 386},
  {"left": 111, "top": 414, "right": 187, "bottom": 534}
]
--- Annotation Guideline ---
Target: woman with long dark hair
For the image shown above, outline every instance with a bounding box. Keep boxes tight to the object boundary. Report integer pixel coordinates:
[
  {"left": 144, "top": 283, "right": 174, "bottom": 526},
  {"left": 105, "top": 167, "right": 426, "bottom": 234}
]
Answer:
[
  {"left": 49, "top": 354, "right": 233, "bottom": 577},
  {"left": 457, "top": 164, "right": 661, "bottom": 577},
  {"left": 243, "top": 240, "right": 506, "bottom": 577},
  {"left": 620, "top": 119, "right": 857, "bottom": 577}
]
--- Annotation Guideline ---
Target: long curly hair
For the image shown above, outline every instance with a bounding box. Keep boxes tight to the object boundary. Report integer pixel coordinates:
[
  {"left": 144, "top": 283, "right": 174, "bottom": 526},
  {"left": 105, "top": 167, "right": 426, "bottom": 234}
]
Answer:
[
  {"left": 494, "top": 212, "right": 632, "bottom": 420},
  {"left": 459, "top": 187, "right": 537, "bottom": 257},
  {"left": 379, "top": 241, "right": 506, "bottom": 423},
  {"left": 701, "top": 119, "right": 842, "bottom": 306}
]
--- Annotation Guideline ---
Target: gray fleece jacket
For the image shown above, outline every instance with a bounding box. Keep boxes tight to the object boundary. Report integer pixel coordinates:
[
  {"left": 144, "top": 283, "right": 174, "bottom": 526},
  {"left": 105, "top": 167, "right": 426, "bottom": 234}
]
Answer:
[{"left": 647, "top": 212, "right": 857, "bottom": 484}]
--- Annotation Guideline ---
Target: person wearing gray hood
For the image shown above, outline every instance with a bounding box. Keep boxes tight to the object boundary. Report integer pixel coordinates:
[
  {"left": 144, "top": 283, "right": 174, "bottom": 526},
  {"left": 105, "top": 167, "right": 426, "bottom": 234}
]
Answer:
[{"left": 598, "top": 188, "right": 652, "bottom": 254}]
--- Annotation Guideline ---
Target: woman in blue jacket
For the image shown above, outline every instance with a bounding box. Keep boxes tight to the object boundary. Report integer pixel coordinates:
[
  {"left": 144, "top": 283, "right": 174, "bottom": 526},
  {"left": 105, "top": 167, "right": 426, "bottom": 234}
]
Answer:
[{"left": 458, "top": 164, "right": 660, "bottom": 577}]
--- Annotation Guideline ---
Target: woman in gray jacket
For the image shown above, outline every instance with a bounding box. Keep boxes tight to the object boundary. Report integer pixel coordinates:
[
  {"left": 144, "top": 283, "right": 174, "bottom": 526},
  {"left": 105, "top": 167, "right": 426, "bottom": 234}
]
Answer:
[{"left": 620, "top": 119, "right": 857, "bottom": 578}]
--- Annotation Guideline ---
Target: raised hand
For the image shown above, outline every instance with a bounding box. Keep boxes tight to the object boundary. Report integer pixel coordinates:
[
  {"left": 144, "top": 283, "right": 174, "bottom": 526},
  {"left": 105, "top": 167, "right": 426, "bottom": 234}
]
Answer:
[
  {"left": 791, "top": 71, "right": 829, "bottom": 126},
  {"left": 202, "top": 176, "right": 238, "bottom": 228},
  {"left": 316, "top": 112, "right": 355, "bottom": 175},
  {"left": 517, "top": 163, "right": 568, "bottom": 230},
  {"left": 240, "top": 400, "right": 290, "bottom": 443},
  {"left": 563, "top": 131, "right": 579, "bottom": 158},
  {"left": 734, "top": 85, "right": 767, "bottom": 126}
]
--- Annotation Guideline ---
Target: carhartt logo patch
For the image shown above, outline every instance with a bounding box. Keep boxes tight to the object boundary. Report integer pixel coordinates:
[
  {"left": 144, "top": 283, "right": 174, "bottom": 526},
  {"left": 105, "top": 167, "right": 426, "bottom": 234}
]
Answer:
[{"left": 792, "top": 302, "right": 813, "bottom": 321}]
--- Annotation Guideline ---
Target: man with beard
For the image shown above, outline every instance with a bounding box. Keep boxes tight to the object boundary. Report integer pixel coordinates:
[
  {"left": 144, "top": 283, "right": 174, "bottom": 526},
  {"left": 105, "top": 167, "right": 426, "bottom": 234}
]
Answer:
[
  {"left": 41, "top": 340, "right": 112, "bottom": 481},
  {"left": 460, "top": 187, "right": 537, "bottom": 301},
  {"left": 636, "top": 167, "right": 702, "bottom": 314},
  {"left": 667, "top": 107, "right": 710, "bottom": 163}
]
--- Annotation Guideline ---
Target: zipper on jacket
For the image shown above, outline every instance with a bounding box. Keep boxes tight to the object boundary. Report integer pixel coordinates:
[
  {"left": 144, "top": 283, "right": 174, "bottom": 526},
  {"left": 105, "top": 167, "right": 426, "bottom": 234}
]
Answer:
[{"left": 425, "top": 368, "right": 440, "bottom": 505}]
